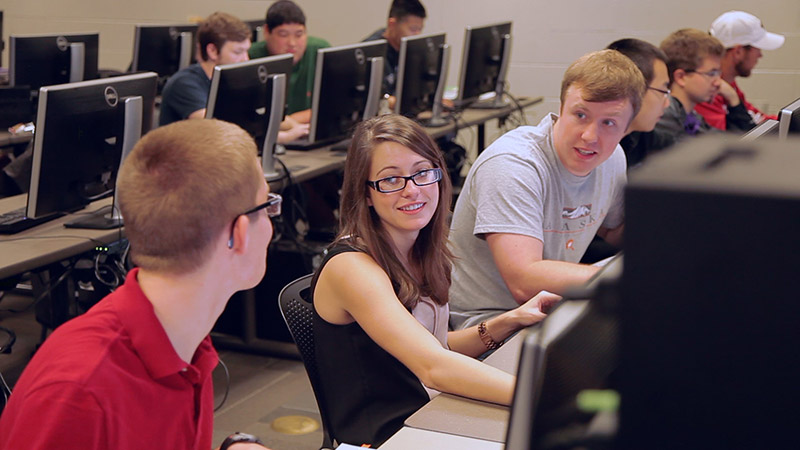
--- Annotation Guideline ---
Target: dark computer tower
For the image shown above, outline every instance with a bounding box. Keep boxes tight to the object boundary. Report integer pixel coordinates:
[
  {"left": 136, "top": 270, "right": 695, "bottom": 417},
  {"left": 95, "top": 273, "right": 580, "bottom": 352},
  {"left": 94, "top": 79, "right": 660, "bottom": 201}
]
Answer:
[{"left": 618, "top": 135, "right": 800, "bottom": 449}]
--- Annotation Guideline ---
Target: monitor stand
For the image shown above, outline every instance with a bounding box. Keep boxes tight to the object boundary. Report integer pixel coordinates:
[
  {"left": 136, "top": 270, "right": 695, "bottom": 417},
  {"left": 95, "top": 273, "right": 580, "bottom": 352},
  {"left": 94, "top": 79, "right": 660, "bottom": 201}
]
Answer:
[
  {"left": 468, "top": 93, "right": 510, "bottom": 109},
  {"left": 64, "top": 205, "right": 123, "bottom": 230}
]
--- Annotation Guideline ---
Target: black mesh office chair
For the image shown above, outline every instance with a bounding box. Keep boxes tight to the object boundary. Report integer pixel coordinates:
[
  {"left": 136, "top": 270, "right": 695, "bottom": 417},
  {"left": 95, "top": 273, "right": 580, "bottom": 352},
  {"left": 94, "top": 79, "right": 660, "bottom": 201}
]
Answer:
[{"left": 278, "top": 274, "right": 336, "bottom": 450}]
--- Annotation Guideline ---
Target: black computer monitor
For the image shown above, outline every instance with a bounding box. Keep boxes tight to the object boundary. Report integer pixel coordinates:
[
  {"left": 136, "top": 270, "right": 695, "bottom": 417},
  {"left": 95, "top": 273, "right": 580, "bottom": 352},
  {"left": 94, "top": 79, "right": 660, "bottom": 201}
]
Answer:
[
  {"left": 306, "top": 40, "right": 386, "bottom": 147},
  {"left": 131, "top": 24, "right": 197, "bottom": 91},
  {"left": 27, "top": 72, "right": 158, "bottom": 229},
  {"left": 0, "top": 11, "right": 4, "bottom": 68},
  {"left": 206, "top": 54, "right": 292, "bottom": 181},
  {"left": 456, "top": 22, "right": 512, "bottom": 109},
  {"left": 505, "top": 254, "right": 623, "bottom": 450},
  {"left": 778, "top": 97, "right": 800, "bottom": 140},
  {"left": 394, "top": 32, "right": 450, "bottom": 127},
  {"left": 9, "top": 32, "right": 99, "bottom": 91},
  {"left": 243, "top": 19, "right": 265, "bottom": 44},
  {"left": 741, "top": 118, "right": 779, "bottom": 141}
]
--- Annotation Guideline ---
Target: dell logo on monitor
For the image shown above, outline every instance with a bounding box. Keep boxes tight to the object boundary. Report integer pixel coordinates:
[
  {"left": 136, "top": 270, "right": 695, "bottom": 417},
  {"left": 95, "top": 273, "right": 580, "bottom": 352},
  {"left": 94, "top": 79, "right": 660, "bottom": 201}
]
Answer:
[
  {"left": 104, "top": 86, "right": 119, "bottom": 107},
  {"left": 355, "top": 48, "right": 366, "bottom": 65},
  {"left": 56, "top": 36, "right": 69, "bottom": 51},
  {"left": 257, "top": 65, "right": 269, "bottom": 84}
]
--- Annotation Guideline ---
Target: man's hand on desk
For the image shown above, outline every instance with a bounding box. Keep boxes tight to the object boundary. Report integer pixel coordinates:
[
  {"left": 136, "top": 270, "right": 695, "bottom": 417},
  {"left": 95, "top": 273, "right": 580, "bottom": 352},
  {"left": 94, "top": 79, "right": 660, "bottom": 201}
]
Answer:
[{"left": 278, "top": 116, "right": 310, "bottom": 143}]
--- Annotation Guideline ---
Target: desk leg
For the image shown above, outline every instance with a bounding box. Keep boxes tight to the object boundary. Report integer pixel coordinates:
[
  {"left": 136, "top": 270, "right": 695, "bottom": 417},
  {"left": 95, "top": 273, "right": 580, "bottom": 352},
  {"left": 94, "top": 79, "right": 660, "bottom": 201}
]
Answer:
[
  {"left": 477, "top": 123, "right": 486, "bottom": 154},
  {"left": 32, "top": 264, "right": 74, "bottom": 343}
]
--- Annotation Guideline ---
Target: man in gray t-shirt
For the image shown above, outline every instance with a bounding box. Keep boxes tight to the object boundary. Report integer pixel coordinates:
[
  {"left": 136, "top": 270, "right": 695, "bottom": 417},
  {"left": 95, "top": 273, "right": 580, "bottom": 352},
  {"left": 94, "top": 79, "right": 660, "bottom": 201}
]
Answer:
[{"left": 449, "top": 50, "right": 645, "bottom": 330}]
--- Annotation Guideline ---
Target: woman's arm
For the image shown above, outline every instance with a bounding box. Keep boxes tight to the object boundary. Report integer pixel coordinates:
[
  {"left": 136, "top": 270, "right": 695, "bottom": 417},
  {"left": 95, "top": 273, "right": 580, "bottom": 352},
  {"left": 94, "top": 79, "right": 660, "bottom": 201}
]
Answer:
[
  {"left": 315, "top": 252, "right": 516, "bottom": 405},
  {"left": 447, "top": 291, "right": 561, "bottom": 358}
]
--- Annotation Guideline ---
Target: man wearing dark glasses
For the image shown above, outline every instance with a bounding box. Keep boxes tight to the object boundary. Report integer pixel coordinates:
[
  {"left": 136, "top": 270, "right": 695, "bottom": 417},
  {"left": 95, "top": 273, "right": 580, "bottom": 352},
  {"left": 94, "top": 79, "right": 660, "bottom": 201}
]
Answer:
[
  {"left": 650, "top": 29, "right": 754, "bottom": 151},
  {"left": 0, "top": 120, "right": 275, "bottom": 449}
]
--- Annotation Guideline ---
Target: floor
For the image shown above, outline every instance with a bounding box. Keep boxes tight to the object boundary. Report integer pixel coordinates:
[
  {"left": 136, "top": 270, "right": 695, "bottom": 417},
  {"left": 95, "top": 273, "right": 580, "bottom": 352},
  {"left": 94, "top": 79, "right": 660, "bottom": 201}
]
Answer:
[{"left": 0, "top": 289, "right": 325, "bottom": 450}]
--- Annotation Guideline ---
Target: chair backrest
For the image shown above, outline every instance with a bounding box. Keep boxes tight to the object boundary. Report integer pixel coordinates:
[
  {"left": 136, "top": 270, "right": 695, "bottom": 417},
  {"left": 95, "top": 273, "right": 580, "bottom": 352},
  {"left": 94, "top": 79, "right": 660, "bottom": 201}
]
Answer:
[{"left": 277, "top": 274, "right": 335, "bottom": 449}]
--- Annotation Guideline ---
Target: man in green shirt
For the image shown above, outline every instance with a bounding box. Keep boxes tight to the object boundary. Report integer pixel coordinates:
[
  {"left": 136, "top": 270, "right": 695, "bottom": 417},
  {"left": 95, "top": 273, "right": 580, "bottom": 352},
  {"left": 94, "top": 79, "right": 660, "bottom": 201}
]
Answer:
[{"left": 249, "top": 0, "right": 330, "bottom": 124}]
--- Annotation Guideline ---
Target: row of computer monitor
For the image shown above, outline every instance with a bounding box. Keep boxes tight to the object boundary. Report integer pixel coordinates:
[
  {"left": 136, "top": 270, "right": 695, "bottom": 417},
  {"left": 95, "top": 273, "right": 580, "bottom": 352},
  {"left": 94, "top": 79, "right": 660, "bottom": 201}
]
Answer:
[
  {"left": 11, "top": 21, "right": 514, "bottom": 230},
  {"left": 9, "top": 20, "right": 512, "bottom": 116}
]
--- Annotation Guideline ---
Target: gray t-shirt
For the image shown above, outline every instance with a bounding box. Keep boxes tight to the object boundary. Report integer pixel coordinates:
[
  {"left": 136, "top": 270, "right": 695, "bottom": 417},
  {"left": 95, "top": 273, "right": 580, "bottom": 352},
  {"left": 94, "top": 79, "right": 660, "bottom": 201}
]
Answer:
[{"left": 448, "top": 113, "right": 626, "bottom": 329}]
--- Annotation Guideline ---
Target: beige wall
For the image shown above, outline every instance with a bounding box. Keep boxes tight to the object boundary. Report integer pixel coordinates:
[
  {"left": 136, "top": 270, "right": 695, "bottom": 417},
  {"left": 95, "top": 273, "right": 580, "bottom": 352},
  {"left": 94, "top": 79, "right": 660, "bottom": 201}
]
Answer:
[{"left": 3, "top": 0, "right": 799, "bottom": 122}]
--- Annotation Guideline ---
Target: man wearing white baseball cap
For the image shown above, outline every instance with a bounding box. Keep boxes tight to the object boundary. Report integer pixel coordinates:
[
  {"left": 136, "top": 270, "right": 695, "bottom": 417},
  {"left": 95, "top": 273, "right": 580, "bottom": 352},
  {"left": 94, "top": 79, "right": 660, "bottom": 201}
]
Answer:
[{"left": 696, "top": 10, "right": 785, "bottom": 131}]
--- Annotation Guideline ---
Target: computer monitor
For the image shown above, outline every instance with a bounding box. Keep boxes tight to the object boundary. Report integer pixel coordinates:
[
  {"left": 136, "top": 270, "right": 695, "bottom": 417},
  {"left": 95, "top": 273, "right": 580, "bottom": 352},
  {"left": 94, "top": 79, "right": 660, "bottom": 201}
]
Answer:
[
  {"left": 0, "top": 11, "right": 4, "bottom": 68},
  {"left": 741, "top": 118, "right": 778, "bottom": 141},
  {"left": 505, "top": 254, "right": 623, "bottom": 450},
  {"left": 394, "top": 32, "right": 450, "bottom": 127},
  {"left": 243, "top": 19, "right": 265, "bottom": 44},
  {"left": 456, "top": 21, "right": 512, "bottom": 109},
  {"left": 27, "top": 72, "right": 158, "bottom": 228},
  {"left": 306, "top": 40, "right": 386, "bottom": 147},
  {"left": 9, "top": 32, "right": 99, "bottom": 91},
  {"left": 778, "top": 97, "right": 800, "bottom": 140},
  {"left": 206, "top": 54, "right": 292, "bottom": 181},
  {"left": 130, "top": 24, "right": 198, "bottom": 91}
]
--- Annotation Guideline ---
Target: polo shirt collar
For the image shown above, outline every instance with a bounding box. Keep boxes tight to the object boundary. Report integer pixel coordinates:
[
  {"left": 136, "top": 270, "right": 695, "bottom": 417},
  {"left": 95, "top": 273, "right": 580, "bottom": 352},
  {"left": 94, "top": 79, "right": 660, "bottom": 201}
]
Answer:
[{"left": 114, "top": 268, "right": 218, "bottom": 382}]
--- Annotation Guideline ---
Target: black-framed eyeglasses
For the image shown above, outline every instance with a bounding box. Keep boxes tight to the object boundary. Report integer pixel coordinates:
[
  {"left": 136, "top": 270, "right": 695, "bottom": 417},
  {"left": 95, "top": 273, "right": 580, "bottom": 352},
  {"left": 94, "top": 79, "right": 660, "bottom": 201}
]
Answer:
[
  {"left": 240, "top": 192, "right": 282, "bottom": 218},
  {"left": 648, "top": 86, "right": 671, "bottom": 98},
  {"left": 366, "top": 168, "right": 443, "bottom": 193},
  {"left": 228, "top": 193, "right": 282, "bottom": 249},
  {"left": 685, "top": 68, "right": 722, "bottom": 79}
]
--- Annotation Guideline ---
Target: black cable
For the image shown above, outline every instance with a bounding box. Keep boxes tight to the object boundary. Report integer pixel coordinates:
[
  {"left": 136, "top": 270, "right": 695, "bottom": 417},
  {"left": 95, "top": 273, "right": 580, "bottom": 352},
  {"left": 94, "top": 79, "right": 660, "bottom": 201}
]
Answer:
[
  {"left": 1, "top": 260, "right": 77, "bottom": 313},
  {"left": 214, "top": 357, "right": 230, "bottom": 412}
]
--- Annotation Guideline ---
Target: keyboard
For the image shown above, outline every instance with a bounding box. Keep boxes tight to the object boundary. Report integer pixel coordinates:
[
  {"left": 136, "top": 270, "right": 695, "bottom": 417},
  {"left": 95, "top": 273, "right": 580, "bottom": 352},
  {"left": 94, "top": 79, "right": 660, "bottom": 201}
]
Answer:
[
  {"left": 284, "top": 136, "right": 347, "bottom": 151},
  {"left": 0, "top": 207, "right": 63, "bottom": 234}
]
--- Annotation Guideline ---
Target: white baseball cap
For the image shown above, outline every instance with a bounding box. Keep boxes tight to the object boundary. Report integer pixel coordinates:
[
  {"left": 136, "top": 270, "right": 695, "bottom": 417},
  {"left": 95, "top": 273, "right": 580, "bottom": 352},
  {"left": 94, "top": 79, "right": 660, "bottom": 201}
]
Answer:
[{"left": 710, "top": 11, "right": 784, "bottom": 50}]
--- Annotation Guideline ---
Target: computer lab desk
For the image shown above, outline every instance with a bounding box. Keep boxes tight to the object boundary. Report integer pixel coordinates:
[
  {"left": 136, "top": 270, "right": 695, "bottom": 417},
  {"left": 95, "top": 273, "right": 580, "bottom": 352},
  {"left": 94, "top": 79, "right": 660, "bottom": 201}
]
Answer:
[
  {"left": 379, "top": 330, "right": 527, "bottom": 449},
  {"left": 425, "top": 95, "right": 543, "bottom": 152},
  {"left": 0, "top": 195, "right": 123, "bottom": 281},
  {"left": 0, "top": 148, "right": 344, "bottom": 282}
]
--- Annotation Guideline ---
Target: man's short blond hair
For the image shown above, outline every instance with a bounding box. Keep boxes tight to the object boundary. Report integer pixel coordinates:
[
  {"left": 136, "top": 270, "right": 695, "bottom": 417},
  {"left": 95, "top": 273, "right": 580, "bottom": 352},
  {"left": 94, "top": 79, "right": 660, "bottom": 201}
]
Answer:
[
  {"left": 117, "top": 119, "right": 262, "bottom": 274},
  {"left": 660, "top": 28, "right": 725, "bottom": 81},
  {"left": 560, "top": 49, "right": 646, "bottom": 120}
]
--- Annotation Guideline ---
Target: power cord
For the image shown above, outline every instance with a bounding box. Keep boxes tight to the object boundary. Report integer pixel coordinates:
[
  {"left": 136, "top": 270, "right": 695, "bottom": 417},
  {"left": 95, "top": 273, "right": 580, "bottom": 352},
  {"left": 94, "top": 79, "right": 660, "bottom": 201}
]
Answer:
[{"left": 214, "top": 357, "right": 230, "bottom": 412}]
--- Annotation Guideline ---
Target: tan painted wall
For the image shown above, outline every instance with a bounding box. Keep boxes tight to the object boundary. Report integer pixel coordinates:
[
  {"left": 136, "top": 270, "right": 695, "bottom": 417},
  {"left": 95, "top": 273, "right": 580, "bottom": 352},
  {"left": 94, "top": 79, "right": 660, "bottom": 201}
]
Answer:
[{"left": 3, "top": 0, "right": 798, "bottom": 122}]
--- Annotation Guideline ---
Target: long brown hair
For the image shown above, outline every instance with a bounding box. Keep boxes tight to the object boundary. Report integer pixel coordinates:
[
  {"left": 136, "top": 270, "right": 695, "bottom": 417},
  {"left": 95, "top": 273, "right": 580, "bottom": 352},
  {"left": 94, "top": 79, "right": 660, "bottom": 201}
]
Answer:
[{"left": 336, "top": 114, "right": 453, "bottom": 307}]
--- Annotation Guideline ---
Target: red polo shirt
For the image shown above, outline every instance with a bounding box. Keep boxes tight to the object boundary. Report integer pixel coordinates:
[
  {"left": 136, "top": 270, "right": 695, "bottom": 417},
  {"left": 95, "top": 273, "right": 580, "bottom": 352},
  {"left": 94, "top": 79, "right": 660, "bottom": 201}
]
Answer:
[
  {"left": 695, "top": 80, "right": 778, "bottom": 130},
  {"left": 0, "top": 268, "right": 219, "bottom": 449}
]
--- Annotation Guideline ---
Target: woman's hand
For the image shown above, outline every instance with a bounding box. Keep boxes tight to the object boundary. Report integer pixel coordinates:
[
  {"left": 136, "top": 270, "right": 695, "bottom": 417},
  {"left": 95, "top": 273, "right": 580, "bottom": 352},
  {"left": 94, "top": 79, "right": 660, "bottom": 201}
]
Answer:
[{"left": 514, "top": 290, "right": 562, "bottom": 327}]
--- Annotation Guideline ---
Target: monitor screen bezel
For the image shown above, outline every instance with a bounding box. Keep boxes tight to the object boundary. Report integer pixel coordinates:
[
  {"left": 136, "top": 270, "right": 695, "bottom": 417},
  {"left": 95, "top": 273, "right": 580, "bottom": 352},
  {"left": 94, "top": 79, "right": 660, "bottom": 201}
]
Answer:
[{"left": 27, "top": 72, "right": 158, "bottom": 219}]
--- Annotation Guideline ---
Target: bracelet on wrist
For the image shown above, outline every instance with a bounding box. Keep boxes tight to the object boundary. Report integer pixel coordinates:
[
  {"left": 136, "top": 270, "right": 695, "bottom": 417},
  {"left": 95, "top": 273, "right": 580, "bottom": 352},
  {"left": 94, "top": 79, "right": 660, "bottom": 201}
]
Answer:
[{"left": 478, "top": 321, "right": 503, "bottom": 350}]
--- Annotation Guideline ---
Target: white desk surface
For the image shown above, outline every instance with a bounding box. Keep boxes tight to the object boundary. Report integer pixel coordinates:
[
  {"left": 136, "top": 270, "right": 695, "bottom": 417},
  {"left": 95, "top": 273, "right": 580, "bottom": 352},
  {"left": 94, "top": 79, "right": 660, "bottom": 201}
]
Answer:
[
  {"left": 379, "top": 426, "right": 504, "bottom": 450},
  {"left": 402, "top": 331, "right": 529, "bottom": 443}
]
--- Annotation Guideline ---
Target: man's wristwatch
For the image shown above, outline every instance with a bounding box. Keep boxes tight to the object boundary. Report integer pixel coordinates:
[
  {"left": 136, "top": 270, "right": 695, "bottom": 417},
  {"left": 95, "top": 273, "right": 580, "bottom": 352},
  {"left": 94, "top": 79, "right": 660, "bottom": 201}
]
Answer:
[{"left": 220, "top": 432, "right": 263, "bottom": 450}]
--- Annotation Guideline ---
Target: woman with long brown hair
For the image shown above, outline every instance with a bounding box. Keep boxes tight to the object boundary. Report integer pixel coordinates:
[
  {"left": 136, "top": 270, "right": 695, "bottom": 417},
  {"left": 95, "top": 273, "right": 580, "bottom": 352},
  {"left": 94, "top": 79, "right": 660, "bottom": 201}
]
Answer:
[{"left": 310, "top": 114, "right": 557, "bottom": 447}]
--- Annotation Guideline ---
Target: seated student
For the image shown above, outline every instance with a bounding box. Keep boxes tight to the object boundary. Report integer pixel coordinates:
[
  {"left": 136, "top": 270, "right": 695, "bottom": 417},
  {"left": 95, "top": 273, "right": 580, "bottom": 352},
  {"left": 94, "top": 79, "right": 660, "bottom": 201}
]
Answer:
[
  {"left": 363, "top": 0, "right": 426, "bottom": 98},
  {"left": 448, "top": 50, "right": 642, "bottom": 330},
  {"left": 0, "top": 119, "right": 275, "bottom": 449},
  {"left": 160, "top": 11, "right": 308, "bottom": 142},
  {"left": 159, "top": 12, "right": 251, "bottom": 126},
  {"left": 696, "top": 10, "right": 785, "bottom": 131},
  {"left": 606, "top": 38, "right": 672, "bottom": 169},
  {"left": 249, "top": 0, "right": 330, "bottom": 124},
  {"left": 649, "top": 29, "right": 751, "bottom": 149},
  {"left": 310, "top": 114, "right": 559, "bottom": 447}
]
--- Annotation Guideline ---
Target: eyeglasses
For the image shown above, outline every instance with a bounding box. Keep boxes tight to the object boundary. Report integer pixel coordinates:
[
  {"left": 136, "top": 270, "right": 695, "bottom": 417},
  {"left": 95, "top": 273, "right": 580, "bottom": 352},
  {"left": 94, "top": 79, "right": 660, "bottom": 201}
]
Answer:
[
  {"left": 240, "top": 192, "right": 282, "bottom": 218},
  {"left": 686, "top": 68, "right": 722, "bottom": 79},
  {"left": 366, "top": 168, "right": 443, "bottom": 193},
  {"left": 648, "top": 86, "right": 671, "bottom": 98},
  {"left": 227, "top": 193, "right": 282, "bottom": 249}
]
